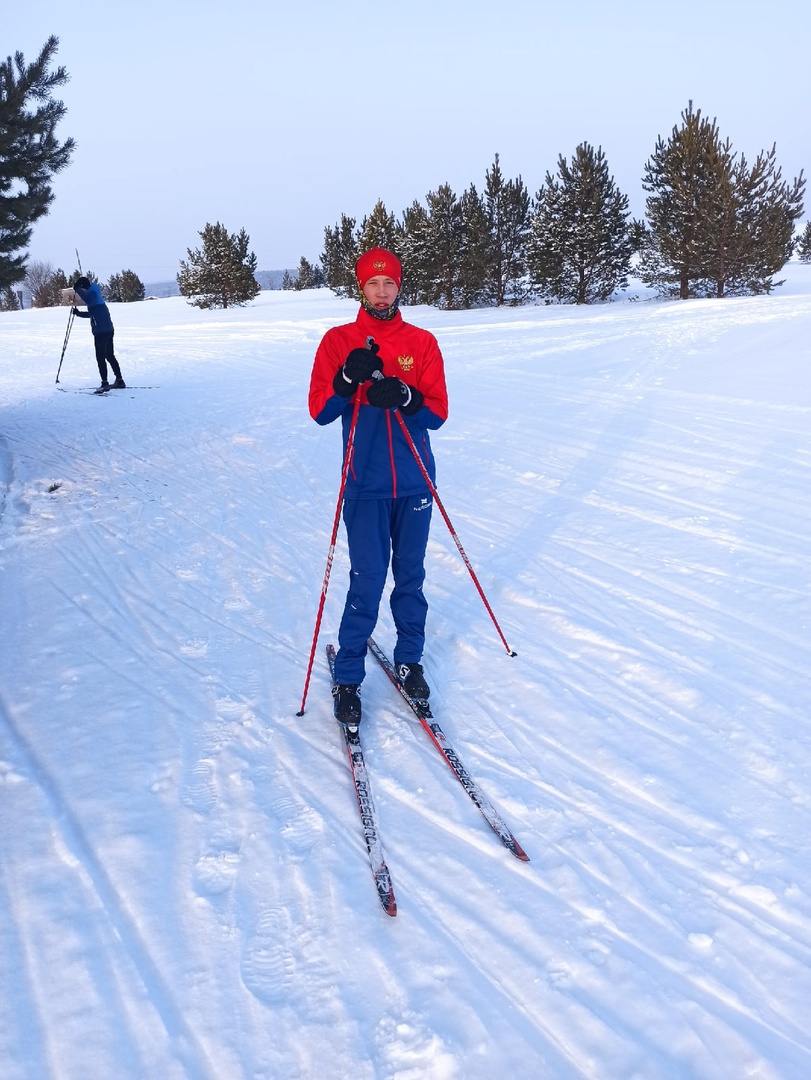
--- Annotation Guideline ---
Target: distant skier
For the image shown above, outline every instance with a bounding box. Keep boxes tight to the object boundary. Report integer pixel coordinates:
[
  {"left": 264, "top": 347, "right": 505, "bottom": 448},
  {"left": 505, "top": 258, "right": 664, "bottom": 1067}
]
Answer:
[
  {"left": 72, "top": 276, "right": 126, "bottom": 390},
  {"left": 308, "top": 247, "right": 449, "bottom": 726}
]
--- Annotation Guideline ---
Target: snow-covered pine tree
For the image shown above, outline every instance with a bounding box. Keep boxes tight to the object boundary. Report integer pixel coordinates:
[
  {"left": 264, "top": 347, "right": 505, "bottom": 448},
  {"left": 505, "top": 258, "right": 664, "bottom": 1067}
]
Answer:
[
  {"left": 642, "top": 103, "right": 805, "bottom": 298},
  {"left": 527, "top": 143, "right": 632, "bottom": 304},
  {"left": 0, "top": 286, "right": 20, "bottom": 311},
  {"left": 398, "top": 200, "right": 433, "bottom": 305},
  {"left": 177, "top": 222, "right": 260, "bottom": 309},
  {"left": 798, "top": 222, "right": 811, "bottom": 263},
  {"left": 458, "top": 184, "right": 489, "bottom": 308},
  {"left": 292, "top": 256, "right": 325, "bottom": 290},
  {"left": 640, "top": 102, "right": 724, "bottom": 299},
  {"left": 711, "top": 146, "right": 804, "bottom": 295},
  {"left": 106, "top": 269, "right": 145, "bottom": 303},
  {"left": 483, "top": 154, "right": 530, "bottom": 305},
  {"left": 424, "top": 183, "right": 464, "bottom": 309},
  {"left": 357, "top": 200, "right": 400, "bottom": 255},
  {"left": 119, "top": 269, "right": 145, "bottom": 302},
  {"left": 320, "top": 214, "right": 357, "bottom": 297}
]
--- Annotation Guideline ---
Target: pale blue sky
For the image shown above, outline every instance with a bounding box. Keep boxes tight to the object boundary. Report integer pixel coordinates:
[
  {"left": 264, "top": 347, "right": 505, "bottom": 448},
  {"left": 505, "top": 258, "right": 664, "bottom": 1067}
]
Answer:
[{"left": 11, "top": 0, "right": 811, "bottom": 283}]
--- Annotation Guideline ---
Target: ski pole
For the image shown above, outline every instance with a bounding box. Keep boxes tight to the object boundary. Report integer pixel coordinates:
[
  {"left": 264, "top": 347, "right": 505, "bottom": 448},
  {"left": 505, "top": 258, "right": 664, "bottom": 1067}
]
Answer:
[
  {"left": 55, "top": 304, "right": 75, "bottom": 384},
  {"left": 370, "top": 363, "right": 517, "bottom": 657},
  {"left": 296, "top": 344, "right": 373, "bottom": 715}
]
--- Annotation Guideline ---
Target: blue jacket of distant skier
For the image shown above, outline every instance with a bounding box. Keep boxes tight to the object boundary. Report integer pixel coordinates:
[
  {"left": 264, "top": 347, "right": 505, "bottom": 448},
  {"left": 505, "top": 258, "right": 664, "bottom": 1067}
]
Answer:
[{"left": 73, "top": 282, "right": 114, "bottom": 335}]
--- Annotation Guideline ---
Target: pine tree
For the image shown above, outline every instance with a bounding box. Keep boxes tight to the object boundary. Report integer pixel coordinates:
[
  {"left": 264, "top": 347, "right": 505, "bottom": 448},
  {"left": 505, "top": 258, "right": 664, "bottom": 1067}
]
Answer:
[
  {"left": 321, "top": 214, "right": 357, "bottom": 297},
  {"left": 398, "top": 200, "right": 433, "bottom": 305},
  {"left": 527, "top": 143, "right": 633, "bottom": 304},
  {"left": 628, "top": 218, "right": 648, "bottom": 254},
  {"left": 706, "top": 146, "right": 804, "bottom": 295},
  {"left": 457, "top": 184, "right": 489, "bottom": 308},
  {"left": 798, "top": 222, "right": 811, "bottom": 263},
  {"left": 642, "top": 103, "right": 805, "bottom": 298},
  {"left": 107, "top": 269, "right": 145, "bottom": 302},
  {"left": 51, "top": 267, "right": 68, "bottom": 299},
  {"left": 0, "top": 285, "right": 20, "bottom": 310},
  {"left": 424, "top": 183, "right": 464, "bottom": 309},
  {"left": 177, "top": 222, "right": 260, "bottom": 309},
  {"left": 0, "top": 37, "right": 75, "bottom": 290},
  {"left": 357, "top": 199, "right": 399, "bottom": 254},
  {"left": 641, "top": 102, "right": 725, "bottom": 299},
  {"left": 483, "top": 154, "right": 530, "bottom": 305},
  {"left": 293, "top": 256, "right": 325, "bottom": 290}
]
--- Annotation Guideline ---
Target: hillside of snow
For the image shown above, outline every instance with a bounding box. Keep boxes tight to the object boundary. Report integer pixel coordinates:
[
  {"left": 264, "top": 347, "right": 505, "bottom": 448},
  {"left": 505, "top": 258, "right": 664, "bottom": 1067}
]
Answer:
[{"left": 1, "top": 270, "right": 810, "bottom": 1079}]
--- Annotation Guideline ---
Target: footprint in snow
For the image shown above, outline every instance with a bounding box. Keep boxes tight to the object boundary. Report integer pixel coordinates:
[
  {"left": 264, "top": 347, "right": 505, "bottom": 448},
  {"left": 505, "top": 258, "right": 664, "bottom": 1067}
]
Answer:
[
  {"left": 271, "top": 796, "right": 324, "bottom": 854},
  {"left": 182, "top": 759, "right": 217, "bottom": 814},
  {"left": 241, "top": 907, "right": 338, "bottom": 1009},
  {"left": 193, "top": 850, "right": 240, "bottom": 896}
]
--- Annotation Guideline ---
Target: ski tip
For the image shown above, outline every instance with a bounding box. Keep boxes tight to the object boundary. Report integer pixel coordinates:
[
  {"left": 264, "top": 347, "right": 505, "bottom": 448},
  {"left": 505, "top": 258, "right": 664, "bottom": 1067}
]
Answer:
[
  {"left": 378, "top": 883, "right": 397, "bottom": 917},
  {"left": 512, "top": 842, "right": 530, "bottom": 862}
]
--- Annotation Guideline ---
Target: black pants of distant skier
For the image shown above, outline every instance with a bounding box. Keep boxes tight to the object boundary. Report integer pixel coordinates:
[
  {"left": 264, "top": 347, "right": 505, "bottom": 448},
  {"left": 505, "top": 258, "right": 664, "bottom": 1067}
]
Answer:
[{"left": 93, "top": 331, "right": 123, "bottom": 383}]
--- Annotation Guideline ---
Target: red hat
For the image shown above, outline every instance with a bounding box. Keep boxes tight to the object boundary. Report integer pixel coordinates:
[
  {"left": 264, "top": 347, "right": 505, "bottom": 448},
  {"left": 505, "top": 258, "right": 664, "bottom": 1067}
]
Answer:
[{"left": 355, "top": 247, "right": 402, "bottom": 291}]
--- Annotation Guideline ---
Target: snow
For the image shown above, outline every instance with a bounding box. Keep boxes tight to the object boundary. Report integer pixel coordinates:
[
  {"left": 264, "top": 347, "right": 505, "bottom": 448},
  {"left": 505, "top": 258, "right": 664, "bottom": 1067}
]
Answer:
[{"left": 1, "top": 269, "right": 810, "bottom": 1080}]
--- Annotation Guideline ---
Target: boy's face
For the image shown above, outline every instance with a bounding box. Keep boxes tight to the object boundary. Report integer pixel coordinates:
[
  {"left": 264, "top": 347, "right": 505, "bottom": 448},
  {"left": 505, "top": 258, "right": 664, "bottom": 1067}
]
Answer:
[{"left": 362, "top": 275, "right": 399, "bottom": 311}]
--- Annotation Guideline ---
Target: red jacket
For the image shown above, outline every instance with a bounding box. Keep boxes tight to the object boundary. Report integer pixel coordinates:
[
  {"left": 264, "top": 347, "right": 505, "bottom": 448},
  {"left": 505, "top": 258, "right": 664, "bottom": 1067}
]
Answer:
[{"left": 309, "top": 306, "right": 448, "bottom": 499}]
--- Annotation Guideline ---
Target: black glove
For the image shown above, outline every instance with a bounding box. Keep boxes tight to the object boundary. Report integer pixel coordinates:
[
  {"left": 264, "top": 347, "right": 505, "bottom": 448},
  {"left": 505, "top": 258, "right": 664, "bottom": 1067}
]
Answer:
[
  {"left": 333, "top": 343, "right": 382, "bottom": 398},
  {"left": 72, "top": 307, "right": 79, "bottom": 315},
  {"left": 343, "top": 344, "right": 381, "bottom": 383},
  {"left": 366, "top": 377, "right": 424, "bottom": 415}
]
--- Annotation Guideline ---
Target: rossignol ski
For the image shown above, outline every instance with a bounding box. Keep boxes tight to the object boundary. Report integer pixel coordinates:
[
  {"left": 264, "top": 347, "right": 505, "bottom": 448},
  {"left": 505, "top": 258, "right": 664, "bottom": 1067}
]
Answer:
[
  {"left": 326, "top": 645, "right": 397, "bottom": 916},
  {"left": 367, "top": 637, "right": 529, "bottom": 862}
]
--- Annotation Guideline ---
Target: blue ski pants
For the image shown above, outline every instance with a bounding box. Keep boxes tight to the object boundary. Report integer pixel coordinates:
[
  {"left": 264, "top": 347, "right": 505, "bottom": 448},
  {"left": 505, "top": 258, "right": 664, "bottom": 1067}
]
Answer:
[{"left": 334, "top": 493, "right": 433, "bottom": 684}]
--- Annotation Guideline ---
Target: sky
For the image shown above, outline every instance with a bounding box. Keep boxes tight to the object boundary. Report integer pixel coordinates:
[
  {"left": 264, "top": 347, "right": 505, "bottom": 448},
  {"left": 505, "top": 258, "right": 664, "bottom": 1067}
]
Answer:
[{"left": 11, "top": 0, "right": 811, "bottom": 283}]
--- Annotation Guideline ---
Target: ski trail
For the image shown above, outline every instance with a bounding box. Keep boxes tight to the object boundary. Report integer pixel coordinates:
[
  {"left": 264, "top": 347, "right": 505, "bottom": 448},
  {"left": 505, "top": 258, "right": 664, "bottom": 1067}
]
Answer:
[{"left": 0, "top": 690, "right": 218, "bottom": 1080}]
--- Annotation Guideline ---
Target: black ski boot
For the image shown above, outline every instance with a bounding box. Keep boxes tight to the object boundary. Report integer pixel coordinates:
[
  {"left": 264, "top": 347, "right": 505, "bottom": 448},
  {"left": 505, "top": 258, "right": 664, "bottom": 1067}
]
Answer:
[
  {"left": 112, "top": 377, "right": 126, "bottom": 388},
  {"left": 332, "top": 683, "right": 362, "bottom": 727},
  {"left": 396, "top": 663, "right": 430, "bottom": 701}
]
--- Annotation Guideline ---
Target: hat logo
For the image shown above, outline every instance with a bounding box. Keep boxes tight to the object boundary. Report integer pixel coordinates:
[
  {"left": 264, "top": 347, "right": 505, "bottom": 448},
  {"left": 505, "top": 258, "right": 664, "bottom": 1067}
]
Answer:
[{"left": 372, "top": 259, "right": 387, "bottom": 272}]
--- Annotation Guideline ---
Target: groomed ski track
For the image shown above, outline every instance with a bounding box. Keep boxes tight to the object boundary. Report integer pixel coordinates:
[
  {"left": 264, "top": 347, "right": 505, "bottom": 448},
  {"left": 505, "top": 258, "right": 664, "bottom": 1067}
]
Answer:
[{"left": 1, "top": 280, "right": 810, "bottom": 1079}]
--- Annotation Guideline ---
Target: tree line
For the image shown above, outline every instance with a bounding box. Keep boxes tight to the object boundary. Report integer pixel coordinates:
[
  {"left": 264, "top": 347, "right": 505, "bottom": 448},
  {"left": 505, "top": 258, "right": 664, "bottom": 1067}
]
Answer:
[
  {"left": 1, "top": 260, "right": 146, "bottom": 311},
  {"left": 295, "top": 104, "right": 806, "bottom": 306},
  {"left": 2, "top": 38, "right": 809, "bottom": 313}
]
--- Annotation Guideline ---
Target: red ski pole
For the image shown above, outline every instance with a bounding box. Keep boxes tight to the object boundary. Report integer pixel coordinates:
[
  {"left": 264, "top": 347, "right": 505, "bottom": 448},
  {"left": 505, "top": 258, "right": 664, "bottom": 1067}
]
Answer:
[
  {"left": 391, "top": 403, "right": 517, "bottom": 657},
  {"left": 295, "top": 390, "right": 360, "bottom": 717},
  {"left": 297, "top": 336, "right": 378, "bottom": 715}
]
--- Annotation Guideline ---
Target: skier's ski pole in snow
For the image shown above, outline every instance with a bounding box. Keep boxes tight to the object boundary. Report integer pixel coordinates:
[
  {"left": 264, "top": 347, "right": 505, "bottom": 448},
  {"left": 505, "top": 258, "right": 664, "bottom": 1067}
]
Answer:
[
  {"left": 370, "top": 365, "right": 517, "bottom": 657},
  {"left": 55, "top": 305, "right": 75, "bottom": 384},
  {"left": 297, "top": 338, "right": 376, "bottom": 715}
]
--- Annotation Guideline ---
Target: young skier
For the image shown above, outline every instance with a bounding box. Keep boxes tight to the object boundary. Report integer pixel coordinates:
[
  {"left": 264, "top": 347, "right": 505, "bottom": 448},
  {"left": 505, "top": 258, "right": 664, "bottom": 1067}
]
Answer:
[
  {"left": 72, "top": 276, "right": 126, "bottom": 390},
  {"left": 309, "top": 247, "right": 449, "bottom": 725}
]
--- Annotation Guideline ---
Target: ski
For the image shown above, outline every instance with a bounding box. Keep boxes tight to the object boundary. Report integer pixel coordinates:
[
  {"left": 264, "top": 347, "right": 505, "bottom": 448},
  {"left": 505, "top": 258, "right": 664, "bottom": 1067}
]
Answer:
[
  {"left": 326, "top": 645, "right": 397, "bottom": 916},
  {"left": 56, "top": 385, "right": 159, "bottom": 395},
  {"left": 367, "top": 637, "right": 530, "bottom": 862}
]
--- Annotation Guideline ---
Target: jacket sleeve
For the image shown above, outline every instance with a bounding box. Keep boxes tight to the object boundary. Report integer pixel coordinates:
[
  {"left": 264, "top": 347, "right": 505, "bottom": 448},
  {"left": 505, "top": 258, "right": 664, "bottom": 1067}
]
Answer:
[
  {"left": 309, "top": 329, "right": 353, "bottom": 425},
  {"left": 406, "top": 332, "right": 448, "bottom": 429}
]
